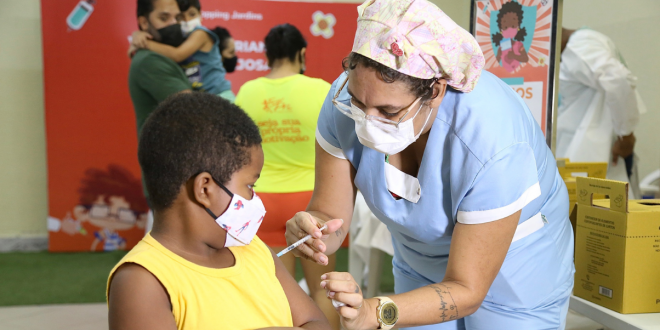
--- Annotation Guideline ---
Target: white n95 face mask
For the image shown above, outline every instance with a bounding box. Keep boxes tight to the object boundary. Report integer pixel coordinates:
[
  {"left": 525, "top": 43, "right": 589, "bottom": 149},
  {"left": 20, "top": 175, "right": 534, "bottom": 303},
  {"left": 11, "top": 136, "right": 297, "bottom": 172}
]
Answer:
[
  {"left": 181, "top": 18, "right": 202, "bottom": 35},
  {"left": 332, "top": 77, "right": 436, "bottom": 156},
  {"left": 205, "top": 178, "right": 266, "bottom": 247},
  {"left": 348, "top": 100, "right": 432, "bottom": 155}
]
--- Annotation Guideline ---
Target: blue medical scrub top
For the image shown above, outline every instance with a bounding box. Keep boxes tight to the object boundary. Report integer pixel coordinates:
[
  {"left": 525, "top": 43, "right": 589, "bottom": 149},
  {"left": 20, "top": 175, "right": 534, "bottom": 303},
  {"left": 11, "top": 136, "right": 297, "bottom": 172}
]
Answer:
[{"left": 316, "top": 71, "right": 574, "bottom": 310}]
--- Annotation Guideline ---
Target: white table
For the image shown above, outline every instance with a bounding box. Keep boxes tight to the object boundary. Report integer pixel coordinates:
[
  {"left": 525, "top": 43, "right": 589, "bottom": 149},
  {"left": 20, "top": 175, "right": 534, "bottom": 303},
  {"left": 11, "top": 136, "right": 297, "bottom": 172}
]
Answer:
[{"left": 570, "top": 296, "right": 660, "bottom": 330}]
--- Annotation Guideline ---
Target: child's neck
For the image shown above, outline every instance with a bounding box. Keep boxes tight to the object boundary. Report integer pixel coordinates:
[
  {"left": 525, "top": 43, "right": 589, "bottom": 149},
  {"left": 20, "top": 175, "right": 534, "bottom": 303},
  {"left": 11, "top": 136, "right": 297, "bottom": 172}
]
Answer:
[
  {"left": 150, "top": 206, "right": 236, "bottom": 269},
  {"left": 266, "top": 60, "right": 301, "bottom": 79}
]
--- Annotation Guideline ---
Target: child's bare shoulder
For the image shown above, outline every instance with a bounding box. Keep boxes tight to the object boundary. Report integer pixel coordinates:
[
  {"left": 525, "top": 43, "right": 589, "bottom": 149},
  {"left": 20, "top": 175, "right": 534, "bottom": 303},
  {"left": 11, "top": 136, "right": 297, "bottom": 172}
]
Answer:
[{"left": 109, "top": 263, "right": 166, "bottom": 300}]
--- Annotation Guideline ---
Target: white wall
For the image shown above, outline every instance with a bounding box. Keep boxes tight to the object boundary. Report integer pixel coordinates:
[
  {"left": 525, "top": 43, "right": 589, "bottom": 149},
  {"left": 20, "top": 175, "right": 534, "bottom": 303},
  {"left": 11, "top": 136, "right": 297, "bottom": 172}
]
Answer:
[
  {"left": 0, "top": 0, "right": 48, "bottom": 246},
  {"left": 562, "top": 0, "right": 660, "bottom": 180}
]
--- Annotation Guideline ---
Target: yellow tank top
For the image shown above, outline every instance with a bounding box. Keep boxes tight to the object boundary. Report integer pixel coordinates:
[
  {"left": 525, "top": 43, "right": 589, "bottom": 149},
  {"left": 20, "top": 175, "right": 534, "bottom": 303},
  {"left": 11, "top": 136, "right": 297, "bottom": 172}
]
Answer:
[
  {"left": 107, "top": 234, "right": 293, "bottom": 330},
  {"left": 236, "top": 74, "right": 331, "bottom": 193}
]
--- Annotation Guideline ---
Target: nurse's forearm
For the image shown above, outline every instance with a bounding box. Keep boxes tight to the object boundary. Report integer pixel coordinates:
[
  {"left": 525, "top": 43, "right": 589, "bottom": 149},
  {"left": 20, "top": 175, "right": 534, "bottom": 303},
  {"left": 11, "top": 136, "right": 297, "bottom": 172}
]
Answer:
[
  {"left": 361, "top": 281, "right": 481, "bottom": 328},
  {"left": 306, "top": 210, "right": 347, "bottom": 256}
]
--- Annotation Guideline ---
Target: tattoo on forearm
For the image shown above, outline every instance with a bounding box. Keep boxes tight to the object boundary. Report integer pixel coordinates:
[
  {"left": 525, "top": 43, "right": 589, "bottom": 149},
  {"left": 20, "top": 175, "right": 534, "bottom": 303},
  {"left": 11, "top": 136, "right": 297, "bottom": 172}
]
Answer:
[
  {"left": 430, "top": 284, "right": 459, "bottom": 322},
  {"left": 336, "top": 228, "right": 343, "bottom": 238}
]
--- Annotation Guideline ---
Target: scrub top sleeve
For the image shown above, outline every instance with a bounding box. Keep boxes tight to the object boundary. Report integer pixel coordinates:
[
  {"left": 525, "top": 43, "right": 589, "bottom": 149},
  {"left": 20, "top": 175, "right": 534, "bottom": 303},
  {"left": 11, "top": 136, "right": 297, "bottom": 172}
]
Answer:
[
  {"left": 315, "top": 79, "right": 346, "bottom": 160},
  {"left": 457, "top": 143, "right": 541, "bottom": 224}
]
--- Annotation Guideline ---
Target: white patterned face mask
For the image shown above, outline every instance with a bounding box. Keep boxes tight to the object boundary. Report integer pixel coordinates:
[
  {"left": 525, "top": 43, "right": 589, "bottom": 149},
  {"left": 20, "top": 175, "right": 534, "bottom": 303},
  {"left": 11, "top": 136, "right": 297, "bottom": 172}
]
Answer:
[{"left": 205, "top": 178, "right": 266, "bottom": 247}]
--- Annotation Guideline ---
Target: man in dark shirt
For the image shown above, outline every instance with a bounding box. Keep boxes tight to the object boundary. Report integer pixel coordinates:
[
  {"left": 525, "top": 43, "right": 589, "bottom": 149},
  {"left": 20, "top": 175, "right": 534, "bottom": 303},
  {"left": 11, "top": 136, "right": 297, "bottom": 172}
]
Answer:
[{"left": 129, "top": 0, "right": 191, "bottom": 134}]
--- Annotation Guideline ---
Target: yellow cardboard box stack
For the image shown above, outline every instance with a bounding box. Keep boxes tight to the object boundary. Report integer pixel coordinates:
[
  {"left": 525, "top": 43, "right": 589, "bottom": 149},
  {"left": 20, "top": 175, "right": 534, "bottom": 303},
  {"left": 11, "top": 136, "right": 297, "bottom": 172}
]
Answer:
[
  {"left": 557, "top": 160, "right": 608, "bottom": 214},
  {"left": 573, "top": 177, "right": 660, "bottom": 314}
]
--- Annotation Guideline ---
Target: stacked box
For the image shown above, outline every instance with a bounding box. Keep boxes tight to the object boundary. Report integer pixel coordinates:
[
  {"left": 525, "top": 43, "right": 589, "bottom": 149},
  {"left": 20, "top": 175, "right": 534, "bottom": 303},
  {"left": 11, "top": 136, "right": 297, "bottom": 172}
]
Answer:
[
  {"left": 556, "top": 160, "right": 607, "bottom": 216},
  {"left": 574, "top": 177, "right": 660, "bottom": 314}
]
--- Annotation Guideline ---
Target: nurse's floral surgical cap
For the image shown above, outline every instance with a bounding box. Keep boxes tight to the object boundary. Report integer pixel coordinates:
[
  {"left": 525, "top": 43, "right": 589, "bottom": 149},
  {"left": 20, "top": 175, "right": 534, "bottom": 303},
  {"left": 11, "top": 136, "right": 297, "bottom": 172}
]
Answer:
[{"left": 352, "top": 0, "right": 485, "bottom": 93}]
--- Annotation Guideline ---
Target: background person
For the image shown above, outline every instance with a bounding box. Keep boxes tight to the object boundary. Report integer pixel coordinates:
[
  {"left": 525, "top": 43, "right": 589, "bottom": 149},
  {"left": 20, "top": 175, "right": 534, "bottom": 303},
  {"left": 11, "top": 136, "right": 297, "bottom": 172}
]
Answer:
[
  {"left": 211, "top": 26, "right": 238, "bottom": 73},
  {"left": 556, "top": 27, "right": 645, "bottom": 197},
  {"left": 235, "top": 23, "right": 338, "bottom": 329},
  {"left": 130, "top": 0, "right": 236, "bottom": 102},
  {"left": 130, "top": 0, "right": 192, "bottom": 228},
  {"left": 130, "top": 0, "right": 190, "bottom": 136},
  {"left": 285, "top": 1, "right": 574, "bottom": 329}
]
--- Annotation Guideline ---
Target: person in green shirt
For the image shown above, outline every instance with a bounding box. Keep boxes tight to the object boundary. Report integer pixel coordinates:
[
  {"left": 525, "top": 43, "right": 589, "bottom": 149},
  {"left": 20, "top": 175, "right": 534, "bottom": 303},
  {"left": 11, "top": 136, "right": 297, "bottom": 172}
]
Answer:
[
  {"left": 129, "top": 0, "right": 191, "bottom": 135},
  {"left": 129, "top": 0, "right": 191, "bottom": 216}
]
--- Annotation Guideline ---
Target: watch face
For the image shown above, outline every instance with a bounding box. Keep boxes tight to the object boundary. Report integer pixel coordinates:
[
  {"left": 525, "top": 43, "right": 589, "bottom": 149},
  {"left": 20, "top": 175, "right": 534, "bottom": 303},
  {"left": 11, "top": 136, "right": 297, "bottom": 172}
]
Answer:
[{"left": 381, "top": 302, "right": 399, "bottom": 325}]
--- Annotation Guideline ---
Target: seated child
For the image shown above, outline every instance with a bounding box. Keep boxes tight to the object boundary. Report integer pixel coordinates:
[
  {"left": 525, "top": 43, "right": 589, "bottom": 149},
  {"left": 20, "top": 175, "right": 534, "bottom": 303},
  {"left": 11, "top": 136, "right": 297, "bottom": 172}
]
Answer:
[
  {"left": 130, "top": 0, "right": 235, "bottom": 102},
  {"left": 107, "top": 93, "right": 331, "bottom": 330}
]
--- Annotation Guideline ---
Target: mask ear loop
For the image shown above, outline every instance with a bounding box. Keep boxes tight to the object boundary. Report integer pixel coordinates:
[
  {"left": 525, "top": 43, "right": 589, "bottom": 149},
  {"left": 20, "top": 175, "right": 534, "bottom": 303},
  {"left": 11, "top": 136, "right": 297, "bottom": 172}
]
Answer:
[
  {"left": 414, "top": 79, "right": 439, "bottom": 138},
  {"left": 206, "top": 176, "right": 235, "bottom": 219}
]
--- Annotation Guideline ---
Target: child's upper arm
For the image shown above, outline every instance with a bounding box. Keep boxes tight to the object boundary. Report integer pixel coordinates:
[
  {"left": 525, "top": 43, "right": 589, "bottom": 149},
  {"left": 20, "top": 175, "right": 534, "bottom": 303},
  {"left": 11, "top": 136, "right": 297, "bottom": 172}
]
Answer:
[
  {"left": 108, "top": 263, "right": 177, "bottom": 330},
  {"left": 270, "top": 249, "right": 331, "bottom": 329},
  {"left": 147, "top": 30, "right": 210, "bottom": 62}
]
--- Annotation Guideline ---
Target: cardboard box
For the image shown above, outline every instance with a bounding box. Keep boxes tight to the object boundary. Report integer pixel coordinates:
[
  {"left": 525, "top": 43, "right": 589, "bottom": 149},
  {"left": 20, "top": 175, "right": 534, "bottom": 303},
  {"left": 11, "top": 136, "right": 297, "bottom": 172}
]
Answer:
[
  {"left": 557, "top": 161, "right": 608, "bottom": 230},
  {"left": 573, "top": 177, "right": 660, "bottom": 314}
]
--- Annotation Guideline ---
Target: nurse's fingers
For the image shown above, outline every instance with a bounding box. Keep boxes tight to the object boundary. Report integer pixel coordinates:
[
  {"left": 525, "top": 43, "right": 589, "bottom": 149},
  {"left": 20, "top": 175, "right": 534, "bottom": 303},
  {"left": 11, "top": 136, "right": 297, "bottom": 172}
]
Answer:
[
  {"left": 328, "top": 291, "right": 363, "bottom": 308},
  {"left": 295, "top": 212, "right": 325, "bottom": 239},
  {"left": 321, "top": 279, "right": 361, "bottom": 295},
  {"left": 337, "top": 306, "right": 360, "bottom": 319},
  {"left": 321, "top": 218, "right": 344, "bottom": 237},
  {"left": 321, "top": 272, "right": 355, "bottom": 282}
]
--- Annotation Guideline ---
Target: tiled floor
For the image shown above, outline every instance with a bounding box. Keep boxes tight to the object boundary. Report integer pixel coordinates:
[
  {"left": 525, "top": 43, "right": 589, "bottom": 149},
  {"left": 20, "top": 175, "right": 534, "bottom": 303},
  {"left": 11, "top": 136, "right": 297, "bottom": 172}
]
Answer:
[{"left": 0, "top": 304, "right": 604, "bottom": 330}]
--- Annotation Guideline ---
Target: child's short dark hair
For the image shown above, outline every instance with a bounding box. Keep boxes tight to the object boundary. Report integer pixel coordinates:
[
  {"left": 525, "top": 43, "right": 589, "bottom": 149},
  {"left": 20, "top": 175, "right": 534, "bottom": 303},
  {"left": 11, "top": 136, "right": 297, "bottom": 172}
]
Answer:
[
  {"left": 177, "top": 0, "right": 201, "bottom": 12},
  {"left": 138, "top": 93, "right": 261, "bottom": 211}
]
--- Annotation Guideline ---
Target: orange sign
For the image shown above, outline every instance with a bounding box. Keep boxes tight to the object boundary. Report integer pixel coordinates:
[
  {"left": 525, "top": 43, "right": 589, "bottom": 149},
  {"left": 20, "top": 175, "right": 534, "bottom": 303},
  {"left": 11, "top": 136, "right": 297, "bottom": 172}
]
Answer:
[{"left": 471, "top": 0, "right": 560, "bottom": 147}]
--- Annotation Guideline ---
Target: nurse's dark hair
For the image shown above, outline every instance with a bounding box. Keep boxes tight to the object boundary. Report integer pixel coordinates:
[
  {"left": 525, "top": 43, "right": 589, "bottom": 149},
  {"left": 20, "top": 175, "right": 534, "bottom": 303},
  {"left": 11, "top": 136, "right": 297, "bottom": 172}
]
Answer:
[
  {"left": 176, "top": 0, "right": 201, "bottom": 11},
  {"left": 265, "top": 23, "right": 307, "bottom": 66},
  {"left": 138, "top": 93, "right": 261, "bottom": 211},
  {"left": 492, "top": 1, "right": 527, "bottom": 45},
  {"left": 343, "top": 52, "right": 439, "bottom": 102}
]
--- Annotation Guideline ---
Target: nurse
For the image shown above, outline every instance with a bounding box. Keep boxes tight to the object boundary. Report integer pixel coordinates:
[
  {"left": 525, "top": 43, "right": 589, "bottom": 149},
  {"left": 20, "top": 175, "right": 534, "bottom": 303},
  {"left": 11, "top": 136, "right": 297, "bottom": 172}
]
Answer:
[{"left": 284, "top": 1, "right": 574, "bottom": 329}]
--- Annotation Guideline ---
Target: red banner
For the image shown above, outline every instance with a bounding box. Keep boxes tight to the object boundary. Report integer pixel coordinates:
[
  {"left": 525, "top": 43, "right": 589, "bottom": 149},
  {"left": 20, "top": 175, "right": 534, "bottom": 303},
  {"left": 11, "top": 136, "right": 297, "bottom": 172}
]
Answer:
[{"left": 41, "top": 0, "right": 358, "bottom": 252}]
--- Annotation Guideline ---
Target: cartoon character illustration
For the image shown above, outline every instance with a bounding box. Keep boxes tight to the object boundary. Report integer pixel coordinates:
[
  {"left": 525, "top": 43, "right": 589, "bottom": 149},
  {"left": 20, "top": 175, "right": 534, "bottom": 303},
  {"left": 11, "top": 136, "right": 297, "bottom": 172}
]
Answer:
[
  {"left": 236, "top": 221, "right": 251, "bottom": 236},
  {"left": 71, "top": 165, "right": 148, "bottom": 251},
  {"left": 234, "top": 200, "right": 244, "bottom": 210},
  {"left": 222, "top": 224, "right": 232, "bottom": 231},
  {"left": 492, "top": 1, "right": 529, "bottom": 73}
]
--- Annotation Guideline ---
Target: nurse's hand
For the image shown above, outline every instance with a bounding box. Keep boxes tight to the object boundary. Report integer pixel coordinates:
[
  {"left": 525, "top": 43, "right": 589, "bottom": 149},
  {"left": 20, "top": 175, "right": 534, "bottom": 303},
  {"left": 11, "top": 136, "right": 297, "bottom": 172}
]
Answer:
[
  {"left": 284, "top": 212, "right": 343, "bottom": 265},
  {"left": 321, "top": 272, "right": 376, "bottom": 330}
]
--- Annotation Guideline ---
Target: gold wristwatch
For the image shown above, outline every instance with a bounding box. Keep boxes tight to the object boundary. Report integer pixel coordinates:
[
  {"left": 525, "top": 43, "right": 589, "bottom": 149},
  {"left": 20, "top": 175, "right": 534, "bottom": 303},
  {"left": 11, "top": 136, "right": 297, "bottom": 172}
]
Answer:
[{"left": 375, "top": 296, "right": 398, "bottom": 330}]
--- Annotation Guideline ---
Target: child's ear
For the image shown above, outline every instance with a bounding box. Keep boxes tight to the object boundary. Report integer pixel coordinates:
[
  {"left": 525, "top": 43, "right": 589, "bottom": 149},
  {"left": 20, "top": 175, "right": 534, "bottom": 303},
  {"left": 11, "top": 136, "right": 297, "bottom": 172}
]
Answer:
[{"left": 192, "top": 172, "right": 215, "bottom": 208}]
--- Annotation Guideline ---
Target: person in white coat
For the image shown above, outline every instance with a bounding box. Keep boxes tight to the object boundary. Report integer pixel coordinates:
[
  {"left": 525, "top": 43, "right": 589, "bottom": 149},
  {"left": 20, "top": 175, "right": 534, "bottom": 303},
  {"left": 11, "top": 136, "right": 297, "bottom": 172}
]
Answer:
[{"left": 556, "top": 27, "right": 645, "bottom": 196}]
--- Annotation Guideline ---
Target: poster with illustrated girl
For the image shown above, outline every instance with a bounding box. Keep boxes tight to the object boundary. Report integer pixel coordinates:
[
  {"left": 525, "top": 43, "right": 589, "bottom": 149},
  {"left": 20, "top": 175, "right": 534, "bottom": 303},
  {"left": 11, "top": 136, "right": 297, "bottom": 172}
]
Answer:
[{"left": 471, "top": 0, "right": 560, "bottom": 148}]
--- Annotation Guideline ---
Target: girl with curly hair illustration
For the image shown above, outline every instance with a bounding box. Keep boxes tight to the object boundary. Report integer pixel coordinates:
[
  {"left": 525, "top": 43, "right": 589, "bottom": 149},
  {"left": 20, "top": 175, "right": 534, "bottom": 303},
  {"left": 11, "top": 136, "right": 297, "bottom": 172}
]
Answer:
[{"left": 492, "top": 1, "right": 529, "bottom": 73}]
